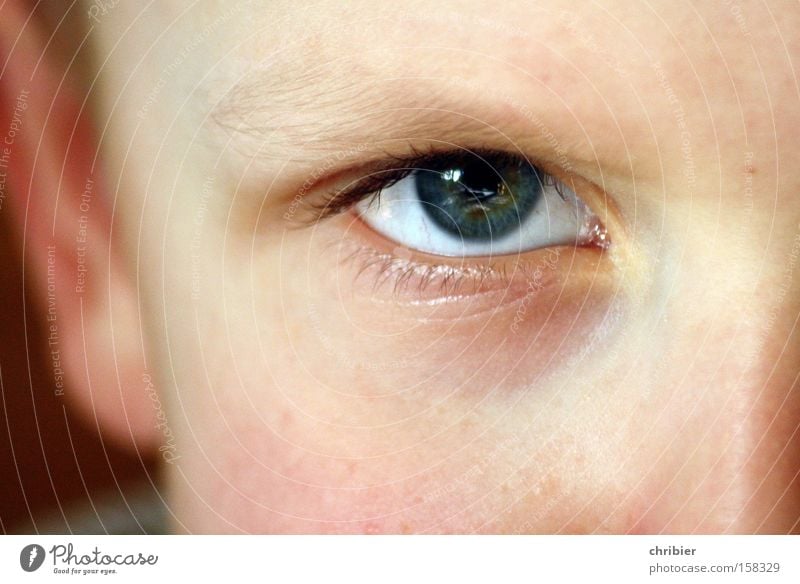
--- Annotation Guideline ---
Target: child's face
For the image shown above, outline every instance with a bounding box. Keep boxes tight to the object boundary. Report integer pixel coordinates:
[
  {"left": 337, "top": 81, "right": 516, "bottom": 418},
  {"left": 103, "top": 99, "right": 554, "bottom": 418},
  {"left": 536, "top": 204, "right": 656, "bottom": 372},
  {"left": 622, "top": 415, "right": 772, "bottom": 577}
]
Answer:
[{"left": 82, "top": 0, "right": 798, "bottom": 532}]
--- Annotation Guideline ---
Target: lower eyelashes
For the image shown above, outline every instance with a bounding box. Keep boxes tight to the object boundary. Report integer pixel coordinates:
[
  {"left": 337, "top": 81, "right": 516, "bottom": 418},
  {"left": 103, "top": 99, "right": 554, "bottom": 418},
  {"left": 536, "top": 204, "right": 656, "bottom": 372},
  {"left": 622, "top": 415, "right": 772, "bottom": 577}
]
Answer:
[
  {"left": 300, "top": 146, "right": 613, "bottom": 306},
  {"left": 330, "top": 218, "right": 596, "bottom": 307},
  {"left": 341, "top": 244, "right": 502, "bottom": 299}
]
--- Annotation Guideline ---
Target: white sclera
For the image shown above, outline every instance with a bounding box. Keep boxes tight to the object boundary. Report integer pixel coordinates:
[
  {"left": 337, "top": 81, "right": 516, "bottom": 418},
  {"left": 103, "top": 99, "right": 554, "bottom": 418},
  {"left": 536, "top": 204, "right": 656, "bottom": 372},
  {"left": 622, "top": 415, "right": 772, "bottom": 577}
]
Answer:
[{"left": 356, "top": 172, "right": 595, "bottom": 258}]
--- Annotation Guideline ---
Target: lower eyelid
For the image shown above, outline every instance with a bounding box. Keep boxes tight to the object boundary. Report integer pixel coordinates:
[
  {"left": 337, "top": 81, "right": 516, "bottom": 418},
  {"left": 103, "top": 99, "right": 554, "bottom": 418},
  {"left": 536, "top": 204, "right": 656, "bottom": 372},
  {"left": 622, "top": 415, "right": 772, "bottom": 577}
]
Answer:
[
  {"left": 343, "top": 244, "right": 508, "bottom": 300},
  {"left": 330, "top": 212, "right": 609, "bottom": 313}
]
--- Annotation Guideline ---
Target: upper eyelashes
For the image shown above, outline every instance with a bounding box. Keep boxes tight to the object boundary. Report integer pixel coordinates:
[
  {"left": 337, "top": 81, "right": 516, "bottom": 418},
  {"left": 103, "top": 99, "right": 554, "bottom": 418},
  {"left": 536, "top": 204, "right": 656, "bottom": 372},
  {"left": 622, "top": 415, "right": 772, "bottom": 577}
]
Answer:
[{"left": 308, "top": 148, "right": 607, "bottom": 258}]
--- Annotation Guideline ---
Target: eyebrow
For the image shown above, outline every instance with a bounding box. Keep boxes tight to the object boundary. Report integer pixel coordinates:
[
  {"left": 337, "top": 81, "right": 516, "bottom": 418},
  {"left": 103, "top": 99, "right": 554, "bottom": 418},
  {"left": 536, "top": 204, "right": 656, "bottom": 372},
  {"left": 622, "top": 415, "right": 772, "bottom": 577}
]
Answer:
[
  {"left": 211, "top": 57, "right": 609, "bottom": 169},
  {"left": 206, "top": 17, "right": 653, "bottom": 192}
]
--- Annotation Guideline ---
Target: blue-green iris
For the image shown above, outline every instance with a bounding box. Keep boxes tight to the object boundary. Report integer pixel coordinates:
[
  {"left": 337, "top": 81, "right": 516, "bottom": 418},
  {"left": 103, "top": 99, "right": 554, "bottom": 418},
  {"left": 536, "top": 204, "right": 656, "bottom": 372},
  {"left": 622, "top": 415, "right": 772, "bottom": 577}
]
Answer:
[{"left": 414, "top": 153, "right": 542, "bottom": 240}]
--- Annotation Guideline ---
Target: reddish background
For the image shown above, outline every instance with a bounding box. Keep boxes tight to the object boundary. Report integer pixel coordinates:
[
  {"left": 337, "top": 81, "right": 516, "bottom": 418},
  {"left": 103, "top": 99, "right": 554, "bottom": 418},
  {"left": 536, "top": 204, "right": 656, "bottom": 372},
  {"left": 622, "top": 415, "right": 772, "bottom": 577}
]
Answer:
[{"left": 0, "top": 207, "right": 157, "bottom": 533}]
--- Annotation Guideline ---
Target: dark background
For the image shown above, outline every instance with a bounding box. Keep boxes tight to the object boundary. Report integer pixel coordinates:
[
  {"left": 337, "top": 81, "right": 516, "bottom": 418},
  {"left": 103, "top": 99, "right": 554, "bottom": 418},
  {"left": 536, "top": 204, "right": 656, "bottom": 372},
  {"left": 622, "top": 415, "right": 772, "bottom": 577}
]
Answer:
[{"left": 0, "top": 208, "right": 158, "bottom": 533}]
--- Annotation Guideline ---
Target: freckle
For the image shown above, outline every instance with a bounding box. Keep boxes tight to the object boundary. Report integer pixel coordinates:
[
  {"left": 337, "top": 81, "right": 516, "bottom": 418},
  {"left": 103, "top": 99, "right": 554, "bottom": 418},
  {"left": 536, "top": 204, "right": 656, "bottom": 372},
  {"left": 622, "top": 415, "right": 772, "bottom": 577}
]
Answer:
[{"left": 400, "top": 522, "right": 413, "bottom": 534}]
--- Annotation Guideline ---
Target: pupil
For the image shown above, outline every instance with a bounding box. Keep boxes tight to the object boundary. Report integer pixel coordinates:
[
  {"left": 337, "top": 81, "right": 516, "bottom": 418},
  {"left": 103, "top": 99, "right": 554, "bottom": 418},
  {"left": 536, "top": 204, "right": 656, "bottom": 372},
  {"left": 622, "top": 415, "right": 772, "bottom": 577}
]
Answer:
[{"left": 415, "top": 154, "right": 541, "bottom": 241}]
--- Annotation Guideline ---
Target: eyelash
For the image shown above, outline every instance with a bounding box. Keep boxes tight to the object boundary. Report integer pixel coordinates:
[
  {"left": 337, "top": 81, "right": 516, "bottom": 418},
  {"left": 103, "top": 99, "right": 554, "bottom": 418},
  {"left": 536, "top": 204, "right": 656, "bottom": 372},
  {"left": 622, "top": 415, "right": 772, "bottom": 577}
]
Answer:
[
  {"left": 339, "top": 244, "right": 560, "bottom": 299},
  {"left": 295, "top": 147, "right": 599, "bottom": 299},
  {"left": 304, "top": 147, "right": 568, "bottom": 222}
]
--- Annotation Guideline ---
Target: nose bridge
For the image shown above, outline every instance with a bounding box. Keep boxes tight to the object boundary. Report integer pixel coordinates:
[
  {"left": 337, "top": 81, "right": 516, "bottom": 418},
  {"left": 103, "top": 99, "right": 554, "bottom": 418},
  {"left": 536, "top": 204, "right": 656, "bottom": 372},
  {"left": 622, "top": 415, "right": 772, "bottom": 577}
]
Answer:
[
  {"left": 624, "top": 204, "right": 800, "bottom": 532},
  {"left": 730, "top": 325, "right": 800, "bottom": 533},
  {"left": 714, "top": 228, "right": 800, "bottom": 531}
]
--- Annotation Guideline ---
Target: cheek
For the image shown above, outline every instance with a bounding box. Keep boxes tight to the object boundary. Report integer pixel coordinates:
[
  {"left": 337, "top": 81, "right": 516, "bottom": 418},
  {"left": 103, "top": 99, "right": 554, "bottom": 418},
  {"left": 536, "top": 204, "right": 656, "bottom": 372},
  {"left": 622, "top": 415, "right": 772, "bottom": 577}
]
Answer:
[
  {"left": 169, "top": 231, "right": 799, "bottom": 534},
  {"left": 278, "top": 234, "right": 623, "bottom": 410},
  {"left": 184, "top": 377, "right": 630, "bottom": 534},
  {"left": 163, "top": 226, "right": 627, "bottom": 532}
]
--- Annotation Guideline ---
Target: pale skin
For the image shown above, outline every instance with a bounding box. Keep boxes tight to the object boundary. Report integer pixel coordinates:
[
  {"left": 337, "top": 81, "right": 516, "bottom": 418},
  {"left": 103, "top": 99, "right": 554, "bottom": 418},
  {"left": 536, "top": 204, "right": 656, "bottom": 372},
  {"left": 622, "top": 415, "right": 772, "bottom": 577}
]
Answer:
[{"left": 6, "top": 0, "right": 799, "bottom": 533}]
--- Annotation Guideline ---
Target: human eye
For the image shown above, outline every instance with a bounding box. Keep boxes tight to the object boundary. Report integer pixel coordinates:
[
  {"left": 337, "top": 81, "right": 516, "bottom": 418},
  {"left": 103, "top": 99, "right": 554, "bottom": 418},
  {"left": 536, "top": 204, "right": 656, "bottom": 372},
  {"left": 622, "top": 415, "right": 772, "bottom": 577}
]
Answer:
[
  {"left": 300, "top": 147, "right": 610, "bottom": 300},
  {"left": 350, "top": 149, "right": 605, "bottom": 258}
]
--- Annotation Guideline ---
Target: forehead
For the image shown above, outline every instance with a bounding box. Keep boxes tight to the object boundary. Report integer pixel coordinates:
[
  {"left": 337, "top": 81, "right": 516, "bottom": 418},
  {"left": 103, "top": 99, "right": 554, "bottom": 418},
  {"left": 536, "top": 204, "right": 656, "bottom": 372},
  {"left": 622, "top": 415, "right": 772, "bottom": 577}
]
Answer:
[
  {"left": 211, "top": 4, "right": 789, "bottom": 142},
  {"left": 121, "top": 0, "right": 795, "bottom": 201},
  {"left": 224, "top": 0, "right": 783, "bottom": 92}
]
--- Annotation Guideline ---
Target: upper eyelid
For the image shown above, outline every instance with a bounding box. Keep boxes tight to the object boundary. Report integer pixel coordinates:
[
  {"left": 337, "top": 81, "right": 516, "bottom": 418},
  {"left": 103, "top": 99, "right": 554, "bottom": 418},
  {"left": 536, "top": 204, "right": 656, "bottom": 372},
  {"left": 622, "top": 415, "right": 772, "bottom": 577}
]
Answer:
[
  {"left": 300, "top": 147, "right": 565, "bottom": 224},
  {"left": 214, "top": 71, "right": 619, "bottom": 179}
]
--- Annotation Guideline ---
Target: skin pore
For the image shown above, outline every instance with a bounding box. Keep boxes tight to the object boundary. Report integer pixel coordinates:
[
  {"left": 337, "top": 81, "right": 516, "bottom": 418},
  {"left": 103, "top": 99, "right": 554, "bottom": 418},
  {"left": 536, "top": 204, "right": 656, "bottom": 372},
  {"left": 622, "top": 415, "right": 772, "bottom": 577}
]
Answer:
[{"left": 7, "top": 0, "right": 799, "bottom": 533}]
